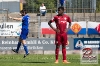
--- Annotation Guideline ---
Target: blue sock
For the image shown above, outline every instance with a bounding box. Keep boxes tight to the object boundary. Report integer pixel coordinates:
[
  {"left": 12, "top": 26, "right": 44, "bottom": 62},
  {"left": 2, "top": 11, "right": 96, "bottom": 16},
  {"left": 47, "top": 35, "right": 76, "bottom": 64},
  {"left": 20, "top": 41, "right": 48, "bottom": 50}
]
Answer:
[
  {"left": 23, "top": 44, "right": 28, "bottom": 54},
  {"left": 16, "top": 42, "right": 21, "bottom": 52}
]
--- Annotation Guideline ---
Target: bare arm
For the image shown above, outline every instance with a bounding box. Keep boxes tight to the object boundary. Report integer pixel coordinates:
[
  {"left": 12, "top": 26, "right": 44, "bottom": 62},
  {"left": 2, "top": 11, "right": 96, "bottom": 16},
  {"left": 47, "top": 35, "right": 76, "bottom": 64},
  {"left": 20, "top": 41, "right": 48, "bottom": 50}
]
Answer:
[
  {"left": 66, "top": 16, "right": 72, "bottom": 32},
  {"left": 9, "top": 16, "right": 22, "bottom": 21},
  {"left": 48, "top": 21, "right": 56, "bottom": 31},
  {"left": 65, "top": 22, "right": 71, "bottom": 32},
  {"left": 67, "top": 22, "right": 71, "bottom": 31},
  {"left": 48, "top": 21, "right": 59, "bottom": 32}
]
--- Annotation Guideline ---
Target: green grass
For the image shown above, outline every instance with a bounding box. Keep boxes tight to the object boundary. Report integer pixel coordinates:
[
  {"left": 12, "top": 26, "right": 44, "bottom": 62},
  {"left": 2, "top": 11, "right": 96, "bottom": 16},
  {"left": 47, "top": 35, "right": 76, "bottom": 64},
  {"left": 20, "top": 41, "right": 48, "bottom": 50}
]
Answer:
[{"left": 0, "top": 54, "right": 100, "bottom": 66}]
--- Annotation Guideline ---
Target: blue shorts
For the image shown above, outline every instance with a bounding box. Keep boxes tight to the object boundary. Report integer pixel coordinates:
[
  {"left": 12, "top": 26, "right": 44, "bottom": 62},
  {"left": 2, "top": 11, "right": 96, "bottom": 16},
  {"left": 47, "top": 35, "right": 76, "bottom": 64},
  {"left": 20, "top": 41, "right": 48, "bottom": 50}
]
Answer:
[{"left": 20, "top": 29, "right": 29, "bottom": 40}]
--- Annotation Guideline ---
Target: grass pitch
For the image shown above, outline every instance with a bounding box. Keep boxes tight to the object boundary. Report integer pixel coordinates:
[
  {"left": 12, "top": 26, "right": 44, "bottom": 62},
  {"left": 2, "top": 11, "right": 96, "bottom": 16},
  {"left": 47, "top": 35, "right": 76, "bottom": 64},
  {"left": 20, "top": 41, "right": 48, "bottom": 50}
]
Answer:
[{"left": 0, "top": 54, "right": 99, "bottom": 66}]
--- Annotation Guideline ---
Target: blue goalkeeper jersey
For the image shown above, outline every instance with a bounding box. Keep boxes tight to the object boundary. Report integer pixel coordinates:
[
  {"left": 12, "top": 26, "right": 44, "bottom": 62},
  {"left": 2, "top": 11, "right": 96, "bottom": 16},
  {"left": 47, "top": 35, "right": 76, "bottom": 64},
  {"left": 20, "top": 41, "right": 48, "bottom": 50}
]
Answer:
[{"left": 22, "top": 14, "right": 30, "bottom": 30}]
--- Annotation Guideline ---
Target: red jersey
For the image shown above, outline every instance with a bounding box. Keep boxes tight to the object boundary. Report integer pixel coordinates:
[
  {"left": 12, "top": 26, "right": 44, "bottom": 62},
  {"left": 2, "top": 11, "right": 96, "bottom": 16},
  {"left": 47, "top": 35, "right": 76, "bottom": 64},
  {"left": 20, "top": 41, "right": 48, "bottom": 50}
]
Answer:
[{"left": 50, "top": 14, "right": 71, "bottom": 33}]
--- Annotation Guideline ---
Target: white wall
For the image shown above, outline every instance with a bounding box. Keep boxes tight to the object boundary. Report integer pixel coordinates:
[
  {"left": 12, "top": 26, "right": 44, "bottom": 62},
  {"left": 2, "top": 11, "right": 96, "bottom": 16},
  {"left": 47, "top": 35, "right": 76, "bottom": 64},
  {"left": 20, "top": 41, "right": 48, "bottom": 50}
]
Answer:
[{"left": 0, "top": 0, "right": 20, "bottom": 2}]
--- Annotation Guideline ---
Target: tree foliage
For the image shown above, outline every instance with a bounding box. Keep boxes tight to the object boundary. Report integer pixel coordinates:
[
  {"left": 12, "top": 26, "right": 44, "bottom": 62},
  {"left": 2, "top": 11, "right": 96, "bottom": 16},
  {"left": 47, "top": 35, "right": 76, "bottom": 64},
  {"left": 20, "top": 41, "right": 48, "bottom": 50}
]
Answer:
[
  {"left": 24, "top": 0, "right": 100, "bottom": 13},
  {"left": 96, "top": 0, "right": 100, "bottom": 12},
  {"left": 24, "top": 0, "right": 56, "bottom": 13}
]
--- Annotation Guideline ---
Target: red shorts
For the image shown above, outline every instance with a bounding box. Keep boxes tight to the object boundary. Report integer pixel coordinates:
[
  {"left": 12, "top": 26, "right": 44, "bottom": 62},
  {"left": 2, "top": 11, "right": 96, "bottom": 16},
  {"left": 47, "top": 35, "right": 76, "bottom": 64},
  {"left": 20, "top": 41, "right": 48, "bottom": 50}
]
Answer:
[{"left": 55, "top": 32, "right": 67, "bottom": 45}]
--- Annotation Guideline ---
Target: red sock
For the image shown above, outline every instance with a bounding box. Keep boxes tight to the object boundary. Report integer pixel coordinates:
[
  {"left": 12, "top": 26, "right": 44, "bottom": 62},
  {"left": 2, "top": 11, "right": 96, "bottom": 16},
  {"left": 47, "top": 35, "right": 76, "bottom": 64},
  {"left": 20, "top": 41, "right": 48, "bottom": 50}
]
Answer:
[
  {"left": 55, "top": 48, "right": 59, "bottom": 60},
  {"left": 62, "top": 48, "right": 66, "bottom": 60}
]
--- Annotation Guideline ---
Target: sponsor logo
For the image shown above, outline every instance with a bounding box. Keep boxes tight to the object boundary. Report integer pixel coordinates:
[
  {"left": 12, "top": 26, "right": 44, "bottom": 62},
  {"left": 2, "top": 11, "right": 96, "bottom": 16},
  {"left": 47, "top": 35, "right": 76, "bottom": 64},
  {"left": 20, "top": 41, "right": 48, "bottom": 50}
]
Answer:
[
  {"left": 81, "top": 47, "right": 98, "bottom": 64},
  {"left": 75, "top": 40, "right": 83, "bottom": 48},
  {"left": 71, "top": 23, "right": 81, "bottom": 34}
]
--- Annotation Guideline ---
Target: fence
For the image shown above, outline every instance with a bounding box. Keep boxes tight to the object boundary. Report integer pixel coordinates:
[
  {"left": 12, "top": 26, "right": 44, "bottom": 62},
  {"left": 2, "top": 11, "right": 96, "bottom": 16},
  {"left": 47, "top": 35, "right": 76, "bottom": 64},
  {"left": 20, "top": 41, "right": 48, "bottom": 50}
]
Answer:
[
  {"left": 0, "top": 9, "right": 8, "bottom": 22},
  {"left": 27, "top": 8, "right": 99, "bottom": 22},
  {"left": 0, "top": 8, "right": 99, "bottom": 22},
  {"left": 0, "top": 8, "right": 100, "bottom": 38}
]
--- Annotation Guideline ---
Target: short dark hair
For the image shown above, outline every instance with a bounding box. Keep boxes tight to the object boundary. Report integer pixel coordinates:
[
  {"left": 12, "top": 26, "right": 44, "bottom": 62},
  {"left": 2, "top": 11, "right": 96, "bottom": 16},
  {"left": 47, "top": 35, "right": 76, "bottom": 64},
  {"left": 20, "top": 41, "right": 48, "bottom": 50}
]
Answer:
[
  {"left": 58, "top": 6, "right": 64, "bottom": 11},
  {"left": 20, "top": 10, "right": 27, "bottom": 14}
]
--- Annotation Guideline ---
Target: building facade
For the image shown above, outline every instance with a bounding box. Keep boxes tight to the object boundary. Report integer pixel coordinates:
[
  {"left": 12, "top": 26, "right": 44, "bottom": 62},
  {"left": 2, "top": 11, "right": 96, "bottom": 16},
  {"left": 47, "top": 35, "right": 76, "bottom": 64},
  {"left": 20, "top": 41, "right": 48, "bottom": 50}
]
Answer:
[{"left": 0, "top": 0, "right": 20, "bottom": 13}]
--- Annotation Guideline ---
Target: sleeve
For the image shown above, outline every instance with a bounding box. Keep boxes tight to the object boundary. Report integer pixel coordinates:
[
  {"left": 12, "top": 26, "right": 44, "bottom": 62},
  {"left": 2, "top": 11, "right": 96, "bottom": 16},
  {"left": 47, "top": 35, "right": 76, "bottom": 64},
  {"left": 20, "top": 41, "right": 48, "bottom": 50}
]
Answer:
[
  {"left": 67, "top": 16, "right": 71, "bottom": 22},
  {"left": 44, "top": 6, "right": 46, "bottom": 9},
  {"left": 49, "top": 16, "right": 56, "bottom": 23},
  {"left": 40, "top": 6, "right": 41, "bottom": 11}
]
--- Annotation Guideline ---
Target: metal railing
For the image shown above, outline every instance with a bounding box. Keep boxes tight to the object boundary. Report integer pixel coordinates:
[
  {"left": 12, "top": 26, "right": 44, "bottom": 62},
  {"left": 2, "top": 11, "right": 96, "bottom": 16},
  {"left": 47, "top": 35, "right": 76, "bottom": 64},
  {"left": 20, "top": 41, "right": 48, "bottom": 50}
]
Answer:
[
  {"left": 0, "top": 9, "right": 8, "bottom": 22},
  {"left": 0, "top": 8, "right": 100, "bottom": 38}
]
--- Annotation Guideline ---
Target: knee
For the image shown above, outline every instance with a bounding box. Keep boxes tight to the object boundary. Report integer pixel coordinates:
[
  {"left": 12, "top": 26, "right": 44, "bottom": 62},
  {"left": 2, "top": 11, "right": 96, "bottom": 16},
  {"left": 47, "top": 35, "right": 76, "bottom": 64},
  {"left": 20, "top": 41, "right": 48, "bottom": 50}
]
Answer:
[
  {"left": 21, "top": 40, "right": 26, "bottom": 44},
  {"left": 56, "top": 45, "right": 60, "bottom": 48},
  {"left": 62, "top": 45, "right": 66, "bottom": 49}
]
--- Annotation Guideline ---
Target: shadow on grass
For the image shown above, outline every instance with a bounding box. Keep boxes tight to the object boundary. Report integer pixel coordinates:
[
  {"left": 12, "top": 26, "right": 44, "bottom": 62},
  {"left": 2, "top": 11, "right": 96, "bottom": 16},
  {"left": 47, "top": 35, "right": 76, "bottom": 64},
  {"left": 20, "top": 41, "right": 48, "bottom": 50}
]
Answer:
[{"left": 21, "top": 61, "right": 48, "bottom": 64}]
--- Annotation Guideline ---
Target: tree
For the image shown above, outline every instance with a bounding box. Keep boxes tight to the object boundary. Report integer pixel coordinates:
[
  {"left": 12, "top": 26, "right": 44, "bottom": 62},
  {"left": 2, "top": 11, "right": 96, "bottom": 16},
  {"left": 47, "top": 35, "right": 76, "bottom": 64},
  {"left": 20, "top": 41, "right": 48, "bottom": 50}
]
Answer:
[
  {"left": 23, "top": 0, "right": 34, "bottom": 12},
  {"left": 23, "top": 0, "right": 56, "bottom": 13},
  {"left": 96, "top": 0, "right": 100, "bottom": 12},
  {"left": 24, "top": 0, "right": 100, "bottom": 13}
]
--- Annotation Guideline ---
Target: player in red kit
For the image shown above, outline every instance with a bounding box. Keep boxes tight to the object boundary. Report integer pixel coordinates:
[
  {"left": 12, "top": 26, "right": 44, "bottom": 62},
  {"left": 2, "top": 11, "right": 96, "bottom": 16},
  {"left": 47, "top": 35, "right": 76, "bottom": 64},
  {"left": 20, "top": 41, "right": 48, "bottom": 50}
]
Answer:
[{"left": 48, "top": 7, "right": 71, "bottom": 63}]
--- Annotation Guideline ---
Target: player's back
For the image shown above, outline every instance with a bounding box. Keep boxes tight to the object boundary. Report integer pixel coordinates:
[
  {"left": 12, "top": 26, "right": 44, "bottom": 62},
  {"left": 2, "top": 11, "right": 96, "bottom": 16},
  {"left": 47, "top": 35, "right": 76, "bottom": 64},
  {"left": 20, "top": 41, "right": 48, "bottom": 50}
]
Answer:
[{"left": 22, "top": 15, "right": 30, "bottom": 30}]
